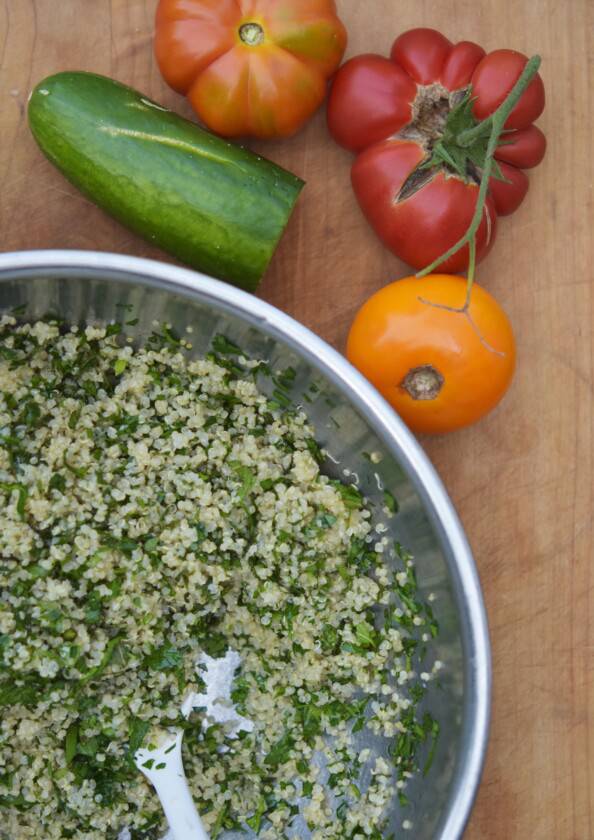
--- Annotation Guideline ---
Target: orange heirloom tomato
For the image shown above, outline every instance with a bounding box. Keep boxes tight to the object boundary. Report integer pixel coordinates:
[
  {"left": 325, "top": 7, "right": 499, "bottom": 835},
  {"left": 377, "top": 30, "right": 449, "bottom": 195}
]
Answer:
[
  {"left": 347, "top": 275, "right": 516, "bottom": 435},
  {"left": 154, "top": 0, "right": 347, "bottom": 139}
]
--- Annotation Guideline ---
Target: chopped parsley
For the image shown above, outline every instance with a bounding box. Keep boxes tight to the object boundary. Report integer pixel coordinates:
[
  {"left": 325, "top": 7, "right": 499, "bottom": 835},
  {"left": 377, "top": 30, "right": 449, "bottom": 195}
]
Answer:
[{"left": 0, "top": 317, "right": 441, "bottom": 838}]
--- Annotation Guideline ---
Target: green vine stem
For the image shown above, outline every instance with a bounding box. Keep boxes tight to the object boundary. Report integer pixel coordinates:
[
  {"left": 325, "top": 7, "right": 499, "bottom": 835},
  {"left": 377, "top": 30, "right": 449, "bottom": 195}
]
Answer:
[
  {"left": 417, "top": 55, "right": 542, "bottom": 308},
  {"left": 457, "top": 56, "right": 541, "bottom": 148}
]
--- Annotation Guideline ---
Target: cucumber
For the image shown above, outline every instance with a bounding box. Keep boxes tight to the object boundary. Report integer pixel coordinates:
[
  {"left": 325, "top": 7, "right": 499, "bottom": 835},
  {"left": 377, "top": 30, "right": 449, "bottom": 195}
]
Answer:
[{"left": 28, "top": 72, "right": 305, "bottom": 292}]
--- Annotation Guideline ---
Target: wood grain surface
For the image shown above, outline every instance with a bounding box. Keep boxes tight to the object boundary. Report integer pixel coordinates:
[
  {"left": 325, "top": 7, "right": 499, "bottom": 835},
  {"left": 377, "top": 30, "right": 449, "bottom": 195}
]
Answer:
[{"left": 1, "top": 1, "right": 593, "bottom": 837}]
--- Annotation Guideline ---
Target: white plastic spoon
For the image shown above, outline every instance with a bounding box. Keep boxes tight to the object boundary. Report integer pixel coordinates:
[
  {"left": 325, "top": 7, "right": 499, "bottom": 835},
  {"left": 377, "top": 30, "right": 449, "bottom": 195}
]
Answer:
[
  {"left": 136, "top": 725, "right": 209, "bottom": 840},
  {"left": 135, "top": 649, "right": 252, "bottom": 840}
]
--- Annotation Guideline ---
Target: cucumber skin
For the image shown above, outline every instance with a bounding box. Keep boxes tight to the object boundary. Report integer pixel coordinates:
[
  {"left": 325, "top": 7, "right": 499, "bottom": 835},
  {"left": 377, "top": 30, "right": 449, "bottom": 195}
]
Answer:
[{"left": 28, "top": 73, "right": 305, "bottom": 292}]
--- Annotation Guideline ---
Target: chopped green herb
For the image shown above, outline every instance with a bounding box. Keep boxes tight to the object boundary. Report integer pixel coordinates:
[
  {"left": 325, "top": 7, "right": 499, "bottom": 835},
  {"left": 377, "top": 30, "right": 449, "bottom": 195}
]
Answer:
[
  {"left": 79, "top": 636, "right": 123, "bottom": 688},
  {"left": 383, "top": 490, "right": 399, "bottom": 514},
  {"left": 246, "top": 797, "right": 267, "bottom": 832},
  {"left": 230, "top": 462, "right": 255, "bottom": 502},
  {"left": 19, "top": 400, "right": 41, "bottom": 428},
  {"left": 143, "top": 644, "right": 183, "bottom": 672},
  {"left": 0, "top": 794, "right": 35, "bottom": 812},
  {"left": 320, "top": 623, "right": 339, "bottom": 653},
  {"left": 316, "top": 512, "right": 337, "bottom": 529},
  {"left": 127, "top": 717, "right": 151, "bottom": 761},
  {"left": 211, "top": 335, "right": 242, "bottom": 356},
  {"left": 423, "top": 715, "right": 440, "bottom": 776},
  {"left": 211, "top": 802, "right": 229, "bottom": 839},
  {"left": 0, "top": 483, "right": 28, "bottom": 519},
  {"left": 65, "top": 723, "right": 79, "bottom": 765},
  {"left": 270, "top": 388, "right": 292, "bottom": 408},
  {"left": 264, "top": 731, "right": 295, "bottom": 769},
  {"left": 49, "top": 473, "right": 67, "bottom": 493},
  {"left": 297, "top": 701, "right": 323, "bottom": 742},
  {"left": 355, "top": 621, "right": 378, "bottom": 650},
  {"left": 63, "top": 457, "right": 87, "bottom": 479},
  {"left": 331, "top": 480, "right": 364, "bottom": 510},
  {"left": 68, "top": 408, "right": 81, "bottom": 429},
  {"left": 143, "top": 537, "right": 159, "bottom": 553},
  {"left": 306, "top": 438, "right": 324, "bottom": 464}
]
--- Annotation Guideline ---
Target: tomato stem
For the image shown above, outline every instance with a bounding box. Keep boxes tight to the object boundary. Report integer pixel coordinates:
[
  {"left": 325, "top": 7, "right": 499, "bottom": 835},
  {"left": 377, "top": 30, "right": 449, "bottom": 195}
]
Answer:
[
  {"left": 466, "top": 237, "right": 477, "bottom": 303},
  {"left": 401, "top": 365, "right": 445, "bottom": 401},
  {"left": 239, "top": 22, "right": 265, "bottom": 46},
  {"left": 457, "top": 56, "right": 542, "bottom": 148},
  {"left": 416, "top": 55, "right": 542, "bottom": 293}
]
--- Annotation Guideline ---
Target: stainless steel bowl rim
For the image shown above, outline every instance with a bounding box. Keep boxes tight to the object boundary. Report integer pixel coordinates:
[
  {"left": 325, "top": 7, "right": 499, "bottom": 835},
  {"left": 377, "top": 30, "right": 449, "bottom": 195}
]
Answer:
[{"left": 0, "top": 249, "right": 491, "bottom": 839}]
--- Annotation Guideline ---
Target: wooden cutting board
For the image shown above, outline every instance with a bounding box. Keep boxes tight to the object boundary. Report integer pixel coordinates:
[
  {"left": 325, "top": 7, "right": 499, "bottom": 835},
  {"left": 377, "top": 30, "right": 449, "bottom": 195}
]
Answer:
[{"left": 1, "top": 1, "right": 593, "bottom": 837}]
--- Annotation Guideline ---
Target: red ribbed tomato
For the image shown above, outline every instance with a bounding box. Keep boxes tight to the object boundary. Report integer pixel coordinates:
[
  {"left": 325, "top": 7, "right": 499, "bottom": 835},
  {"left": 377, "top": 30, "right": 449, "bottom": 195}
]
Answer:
[{"left": 328, "top": 28, "right": 546, "bottom": 272}]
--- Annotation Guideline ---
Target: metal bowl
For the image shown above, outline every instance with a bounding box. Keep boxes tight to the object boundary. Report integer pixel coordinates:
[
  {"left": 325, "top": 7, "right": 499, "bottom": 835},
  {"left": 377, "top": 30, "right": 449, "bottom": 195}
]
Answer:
[{"left": 0, "top": 250, "right": 490, "bottom": 839}]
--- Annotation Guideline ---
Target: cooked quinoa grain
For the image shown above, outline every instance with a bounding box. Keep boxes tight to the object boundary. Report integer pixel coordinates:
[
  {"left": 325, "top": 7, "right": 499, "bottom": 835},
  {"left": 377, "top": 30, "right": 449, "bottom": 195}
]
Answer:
[{"left": 0, "top": 317, "right": 439, "bottom": 839}]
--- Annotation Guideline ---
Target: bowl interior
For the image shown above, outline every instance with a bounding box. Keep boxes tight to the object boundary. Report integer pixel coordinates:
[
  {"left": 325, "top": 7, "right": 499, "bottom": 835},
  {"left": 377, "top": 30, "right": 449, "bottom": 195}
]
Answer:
[{"left": 0, "top": 255, "right": 489, "bottom": 839}]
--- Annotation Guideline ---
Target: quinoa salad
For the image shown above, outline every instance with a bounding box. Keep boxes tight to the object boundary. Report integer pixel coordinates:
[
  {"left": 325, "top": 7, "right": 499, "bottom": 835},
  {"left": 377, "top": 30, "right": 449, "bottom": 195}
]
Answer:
[{"left": 0, "top": 315, "right": 441, "bottom": 839}]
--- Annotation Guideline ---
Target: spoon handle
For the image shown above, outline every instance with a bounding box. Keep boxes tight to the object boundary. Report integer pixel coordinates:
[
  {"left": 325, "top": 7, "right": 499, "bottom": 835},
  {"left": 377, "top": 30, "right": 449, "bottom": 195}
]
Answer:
[{"left": 137, "top": 736, "right": 209, "bottom": 840}]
